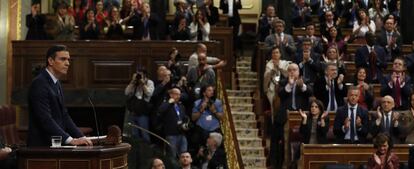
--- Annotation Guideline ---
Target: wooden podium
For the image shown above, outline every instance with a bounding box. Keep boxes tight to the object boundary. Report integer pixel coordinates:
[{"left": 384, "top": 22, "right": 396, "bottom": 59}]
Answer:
[{"left": 17, "top": 143, "right": 131, "bottom": 169}]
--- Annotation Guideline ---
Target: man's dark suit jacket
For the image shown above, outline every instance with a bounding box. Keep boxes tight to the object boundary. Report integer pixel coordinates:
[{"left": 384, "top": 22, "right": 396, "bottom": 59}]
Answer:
[
  {"left": 157, "top": 101, "right": 187, "bottom": 136},
  {"left": 278, "top": 77, "right": 313, "bottom": 111},
  {"left": 27, "top": 69, "right": 83, "bottom": 147},
  {"left": 130, "top": 13, "right": 160, "bottom": 40},
  {"left": 200, "top": 5, "right": 219, "bottom": 26},
  {"left": 314, "top": 76, "right": 347, "bottom": 110},
  {"left": 219, "top": 0, "right": 242, "bottom": 27},
  {"left": 355, "top": 45, "right": 387, "bottom": 83},
  {"left": 207, "top": 148, "right": 227, "bottom": 169},
  {"left": 377, "top": 30, "right": 402, "bottom": 60},
  {"left": 370, "top": 111, "right": 401, "bottom": 143},
  {"left": 257, "top": 16, "right": 274, "bottom": 42},
  {"left": 299, "top": 114, "right": 330, "bottom": 144},
  {"left": 333, "top": 105, "right": 369, "bottom": 143},
  {"left": 25, "top": 14, "right": 47, "bottom": 40},
  {"left": 380, "top": 74, "right": 412, "bottom": 110}
]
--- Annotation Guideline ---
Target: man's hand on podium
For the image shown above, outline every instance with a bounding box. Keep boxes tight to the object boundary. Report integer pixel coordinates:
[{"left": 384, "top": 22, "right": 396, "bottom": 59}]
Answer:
[{"left": 70, "top": 138, "right": 93, "bottom": 146}]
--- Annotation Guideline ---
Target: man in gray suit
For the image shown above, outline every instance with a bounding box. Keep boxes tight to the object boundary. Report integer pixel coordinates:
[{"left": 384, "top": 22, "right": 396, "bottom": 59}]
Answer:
[{"left": 265, "top": 19, "right": 297, "bottom": 61}]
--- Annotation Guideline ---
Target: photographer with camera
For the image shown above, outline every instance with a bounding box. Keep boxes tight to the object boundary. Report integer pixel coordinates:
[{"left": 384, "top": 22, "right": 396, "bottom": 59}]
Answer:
[
  {"left": 125, "top": 68, "right": 154, "bottom": 142},
  {"left": 192, "top": 85, "right": 223, "bottom": 149},
  {"left": 157, "top": 87, "right": 189, "bottom": 158},
  {"left": 195, "top": 132, "right": 227, "bottom": 169}
]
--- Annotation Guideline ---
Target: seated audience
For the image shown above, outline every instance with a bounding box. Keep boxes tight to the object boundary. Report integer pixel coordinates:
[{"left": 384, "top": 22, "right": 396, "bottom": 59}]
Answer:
[
  {"left": 263, "top": 47, "right": 291, "bottom": 123},
  {"left": 192, "top": 85, "right": 223, "bottom": 147},
  {"left": 292, "top": 0, "right": 312, "bottom": 28},
  {"left": 278, "top": 63, "right": 313, "bottom": 111},
  {"left": 170, "top": 15, "right": 191, "bottom": 40},
  {"left": 353, "top": 67, "right": 374, "bottom": 110},
  {"left": 377, "top": 18, "right": 402, "bottom": 61},
  {"left": 264, "top": 19, "right": 297, "bottom": 61},
  {"left": 179, "top": 152, "right": 197, "bottom": 169},
  {"left": 124, "top": 68, "right": 154, "bottom": 143},
  {"left": 257, "top": 4, "right": 277, "bottom": 42},
  {"left": 26, "top": 1, "right": 47, "bottom": 40},
  {"left": 199, "top": 0, "right": 219, "bottom": 26},
  {"left": 158, "top": 87, "right": 189, "bottom": 157},
  {"left": 105, "top": 6, "right": 124, "bottom": 39},
  {"left": 314, "top": 63, "right": 347, "bottom": 112},
  {"left": 196, "top": 132, "right": 227, "bottom": 169},
  {"left": 54, "top": 2, "right": 75, "bottom": 40},
  {"left": 371, "top": 96, "right": 402, "bottom": 143},
  {"left": 187, "top": 53, "right": 216, "bottom": 97},
  {"left": 352, "top": 9, "right": 375, "bottom": 40},
  {"left": 299, "top": 99, "right": 330, "bottom": 144},
  {"left": 367, "top": 133, "right": 399, "bottom": 169},
  {"left": 399, "top": 93, "right": 414, "bottom": 143},
  {"left": 334, "top": 86, "right": 369, "bottom": 144},
  {"left": 80, "top": 9, "right": 100, "bottom": 40},
  {"left": 189, "top": 10, "right": 210, "bottom": 41},
  {"left": 380, "top": 57, "right": 411, "bottom": 110},
  {"left": 406, "top": 41, "right": 414, "bottom": 77},
  {"left": 355, "top": 32, "right": 387, "bottom": 83}
]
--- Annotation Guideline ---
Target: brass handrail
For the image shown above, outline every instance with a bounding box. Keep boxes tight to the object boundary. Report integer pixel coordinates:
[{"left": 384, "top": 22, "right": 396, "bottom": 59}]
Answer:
[{"left": 216, "top": 70, "right": 244, "bottom": 169}]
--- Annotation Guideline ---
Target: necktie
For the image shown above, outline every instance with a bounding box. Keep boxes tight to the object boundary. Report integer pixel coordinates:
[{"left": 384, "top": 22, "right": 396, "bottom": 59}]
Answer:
[
  {"left": 385, "top": 114, "right": 390, "bottom": 131},
  {"left": 55, "top": 81, "right": 64, "bottom": 103},
  {"left": 292, "top": 83, "right": 297, "bottom": 110},
  {"left": 329, "top": 80, "right": 335, "bottom": 111},
  {"left": 350, "top": 107, "right": 355, "bottom": 142},
  {"left": 395, "top": 76, "right": 401, "bottom": 106},
  {"left": 387, "top": 33, "right": 392, "bottom": 45},
  {"left": 143, "top": 18, "right": 149, "bottom": 39},
  {"left": 174, "top": 104, "right": 181, "bottom": 120},
  {"left": 369, "top": 47, "right": 377, "bottom": 80}
]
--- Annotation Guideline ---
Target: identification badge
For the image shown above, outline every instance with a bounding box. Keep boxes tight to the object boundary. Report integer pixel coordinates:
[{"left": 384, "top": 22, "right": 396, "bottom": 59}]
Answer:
[{"left": 206, "top": 115, "right": 212, "bottom": 121}]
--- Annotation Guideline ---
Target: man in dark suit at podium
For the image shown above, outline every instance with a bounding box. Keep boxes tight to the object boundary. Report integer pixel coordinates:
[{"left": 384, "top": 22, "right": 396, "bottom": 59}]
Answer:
[{"left": 27, "top": 45, "right": 92, "bottom": 147}]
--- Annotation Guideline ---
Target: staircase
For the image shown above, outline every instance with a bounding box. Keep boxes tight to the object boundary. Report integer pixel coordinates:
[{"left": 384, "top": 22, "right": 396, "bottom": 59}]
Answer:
[{"left": 227, "top": 57, "right": 267, "bottom": 169}]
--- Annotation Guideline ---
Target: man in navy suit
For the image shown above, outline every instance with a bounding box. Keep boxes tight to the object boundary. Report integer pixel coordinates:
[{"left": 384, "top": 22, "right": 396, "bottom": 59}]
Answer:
[
  {"left": 377, "top": 18, "right": 402, "bottom": 61},
  {"left": 334, "top": 86, "right": 369, "bottom": 144},
  {"left": 380, "top": 57, "right": 412, "bottom": 110},
  {"left": 355, "top": 32, "right": 387, "bottom": 83},
  {"left": 27, "top": 45, "right": 92, "bottom": 147},
  {"left": 370, "top": 96, "right": 402, "bottom": 143}
]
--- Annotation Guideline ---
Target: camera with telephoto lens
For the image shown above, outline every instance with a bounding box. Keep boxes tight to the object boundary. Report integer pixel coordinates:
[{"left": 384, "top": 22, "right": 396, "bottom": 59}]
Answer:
[{"left": 135, "top": 73, "right": 142, "bottom": 81}]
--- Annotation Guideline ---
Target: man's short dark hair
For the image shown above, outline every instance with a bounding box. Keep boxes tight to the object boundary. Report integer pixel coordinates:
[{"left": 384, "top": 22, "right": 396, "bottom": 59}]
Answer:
[{"left": 46, "top": 45, "right": 68, "bottom": 66}]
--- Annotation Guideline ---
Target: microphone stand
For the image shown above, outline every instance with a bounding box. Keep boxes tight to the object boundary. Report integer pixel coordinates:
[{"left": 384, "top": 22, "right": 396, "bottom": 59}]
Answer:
[
  {"left": 88, "top": 94, "right": 101, "bottom": 145},
  {"left": 127, "top": 123, "right": 172, "bottom": 156}
]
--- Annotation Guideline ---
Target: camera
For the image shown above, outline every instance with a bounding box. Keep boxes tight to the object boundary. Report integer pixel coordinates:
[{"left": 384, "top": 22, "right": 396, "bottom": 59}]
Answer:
[
  {"left": 135, "top": 73, "right": 142, "bottom": 81},
  {"left": 178, "top": 117, "right": 193, "bottom": 131}
]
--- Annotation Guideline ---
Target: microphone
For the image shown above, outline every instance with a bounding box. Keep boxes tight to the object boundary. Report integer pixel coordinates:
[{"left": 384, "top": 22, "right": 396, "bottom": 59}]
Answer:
[
  {"left": 87, "top": 91, "right": 101, "bottom": 145},
  {"left": 127, "top": 123, "right": 171, "bottom": 146}
]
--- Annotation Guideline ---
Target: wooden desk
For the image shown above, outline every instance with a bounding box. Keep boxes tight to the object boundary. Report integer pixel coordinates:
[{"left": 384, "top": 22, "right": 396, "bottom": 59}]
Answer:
[
  {"left": 18, "top": 143, "right": 131, "bottom": 169},
  {"left": 299, "top": 144, "right": 410, "bottom": 169}
]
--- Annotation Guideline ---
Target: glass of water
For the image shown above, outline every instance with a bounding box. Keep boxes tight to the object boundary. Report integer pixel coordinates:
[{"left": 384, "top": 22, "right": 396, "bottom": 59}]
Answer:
[{"left": 51, "top": 136, "right": 62, "bottom": 147}]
